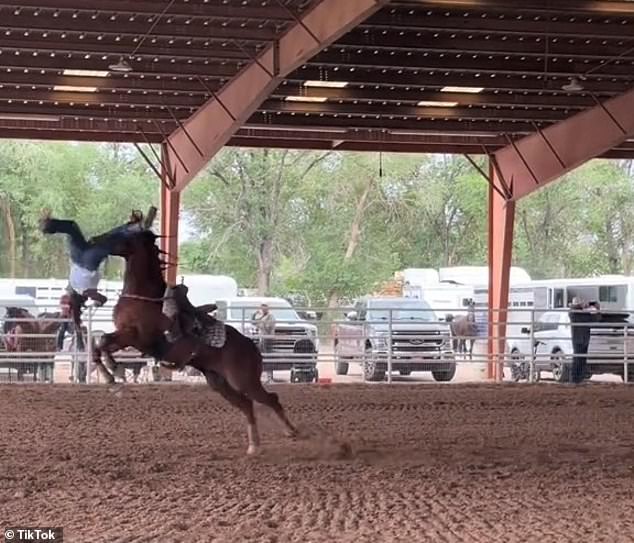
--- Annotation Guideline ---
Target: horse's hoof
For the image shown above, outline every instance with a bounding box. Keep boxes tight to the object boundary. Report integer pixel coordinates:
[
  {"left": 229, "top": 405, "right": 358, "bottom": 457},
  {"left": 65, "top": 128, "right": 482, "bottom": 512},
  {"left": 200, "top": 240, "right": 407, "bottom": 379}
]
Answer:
[
  {"left": 108, "top": 384, "right": 125, "bottom": 395},
  {"left": 246, "top": 445, "right": 259, "bottom": 456}
]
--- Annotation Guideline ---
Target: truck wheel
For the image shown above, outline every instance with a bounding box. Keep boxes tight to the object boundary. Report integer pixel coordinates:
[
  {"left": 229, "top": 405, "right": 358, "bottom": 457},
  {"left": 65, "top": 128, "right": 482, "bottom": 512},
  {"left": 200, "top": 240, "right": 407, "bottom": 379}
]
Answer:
[
  {"left": 432, "top": 364, "right": 456, "bottom": 382},
  {"left": 363, "top": 347, "right": 385, "bottom": 382},
  {"left": 333, "top": 341, "right": 349, "bottom": 375},
  {"left": 334, "top": 357, "right": 349, "bottom": 376},
  {"left": 550, "top": 351, "right": 570, "bottom": 383}
]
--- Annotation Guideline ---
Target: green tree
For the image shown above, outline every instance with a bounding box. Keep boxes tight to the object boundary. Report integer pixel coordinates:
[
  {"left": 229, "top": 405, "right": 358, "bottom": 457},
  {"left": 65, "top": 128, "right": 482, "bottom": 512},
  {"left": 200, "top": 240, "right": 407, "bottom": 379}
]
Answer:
[{"left": 182, "top": 148, "right": 330, "bottom": 295}]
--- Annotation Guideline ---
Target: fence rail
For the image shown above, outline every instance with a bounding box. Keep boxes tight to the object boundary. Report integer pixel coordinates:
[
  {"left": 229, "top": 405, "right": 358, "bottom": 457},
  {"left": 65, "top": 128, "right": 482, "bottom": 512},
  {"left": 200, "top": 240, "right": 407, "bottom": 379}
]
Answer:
[{"left": 1, "top": 305, "right": 632, "bottom": 384}]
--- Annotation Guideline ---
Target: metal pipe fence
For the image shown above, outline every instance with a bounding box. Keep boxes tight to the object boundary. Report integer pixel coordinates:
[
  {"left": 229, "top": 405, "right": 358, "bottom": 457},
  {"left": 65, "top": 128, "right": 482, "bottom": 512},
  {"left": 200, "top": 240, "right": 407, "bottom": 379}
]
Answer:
[{"left": 1, "top": 304, "right": 632, "bottom": 384}]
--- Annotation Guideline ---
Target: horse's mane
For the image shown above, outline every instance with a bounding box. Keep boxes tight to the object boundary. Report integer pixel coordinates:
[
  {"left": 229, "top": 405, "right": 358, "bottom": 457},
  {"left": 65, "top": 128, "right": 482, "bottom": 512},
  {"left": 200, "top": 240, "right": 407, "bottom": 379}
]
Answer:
[{"left": 123, "top": 230, "right": 169, "bottom": 295}]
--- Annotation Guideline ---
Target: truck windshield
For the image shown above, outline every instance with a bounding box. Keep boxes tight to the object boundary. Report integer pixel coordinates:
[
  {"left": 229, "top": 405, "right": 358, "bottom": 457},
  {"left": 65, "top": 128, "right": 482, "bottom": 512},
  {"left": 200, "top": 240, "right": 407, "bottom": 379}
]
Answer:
[
  {"left": 229, "top": 307, "right": 302, "bottom": 321},
  {"left": 368, "top": 303, "right": 435, "bottom": 322}
]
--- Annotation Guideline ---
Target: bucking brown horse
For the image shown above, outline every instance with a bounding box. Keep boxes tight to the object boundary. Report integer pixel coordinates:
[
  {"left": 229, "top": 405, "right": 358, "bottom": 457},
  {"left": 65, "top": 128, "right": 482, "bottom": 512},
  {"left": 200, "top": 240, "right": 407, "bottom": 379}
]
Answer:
[{"left": 92, "top": 230, "right": 297, "bottom": 455}]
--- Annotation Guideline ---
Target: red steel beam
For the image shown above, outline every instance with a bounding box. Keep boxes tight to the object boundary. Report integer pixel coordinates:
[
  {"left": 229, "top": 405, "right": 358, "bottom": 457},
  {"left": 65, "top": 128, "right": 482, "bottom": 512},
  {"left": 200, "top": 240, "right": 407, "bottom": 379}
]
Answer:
[
  {"left": 494, "top": 87, "right": 634, "bottom": 201},
  {"left": 166, "top": 0, "right": 390, "bottom": 191},
  {"left": 487, "top": 160, "right": 515, "bottom": 383},
  {"left": 160, "top": 143, "right": 180, "bottom": 286}
]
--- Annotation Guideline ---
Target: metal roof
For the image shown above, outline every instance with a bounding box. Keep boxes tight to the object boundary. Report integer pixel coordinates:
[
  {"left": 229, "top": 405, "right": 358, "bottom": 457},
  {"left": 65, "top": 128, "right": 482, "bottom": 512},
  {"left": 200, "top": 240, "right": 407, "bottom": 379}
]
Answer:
[{"left": 0, "top": 0, "right": 633, "bottom": 157}]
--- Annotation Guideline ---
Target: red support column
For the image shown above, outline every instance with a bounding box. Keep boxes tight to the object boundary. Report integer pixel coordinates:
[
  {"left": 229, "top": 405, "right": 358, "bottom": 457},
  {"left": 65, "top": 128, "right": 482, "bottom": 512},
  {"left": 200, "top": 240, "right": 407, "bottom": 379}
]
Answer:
[
  {"left": 160, "top": 143, "right": 180, "bottom": 286},
  {"left": 487, "top": 160, "right": 515, "bottom": 382}
]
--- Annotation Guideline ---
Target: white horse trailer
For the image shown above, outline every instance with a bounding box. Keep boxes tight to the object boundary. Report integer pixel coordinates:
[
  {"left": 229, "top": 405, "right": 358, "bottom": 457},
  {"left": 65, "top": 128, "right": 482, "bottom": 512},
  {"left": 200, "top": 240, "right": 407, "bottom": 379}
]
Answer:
[
  {"left": 411, "top": 284, "right": 476, "bottom": 317},
  {"left": 473, "top": 275, "right": 634, "bottom": 349},
  {"left": 525, "top": 276, "right": 634, "bottom": 316},
  {"left": 177, "top": 274, "right": 238, "bottom": 307}
]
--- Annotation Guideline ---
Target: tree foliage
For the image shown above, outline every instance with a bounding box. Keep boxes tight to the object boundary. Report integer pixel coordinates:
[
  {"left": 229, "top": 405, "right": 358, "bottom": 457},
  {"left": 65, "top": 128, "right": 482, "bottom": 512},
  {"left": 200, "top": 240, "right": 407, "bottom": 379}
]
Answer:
[{"left": 1, "top": 140, "right": 633, "bottom": 304}]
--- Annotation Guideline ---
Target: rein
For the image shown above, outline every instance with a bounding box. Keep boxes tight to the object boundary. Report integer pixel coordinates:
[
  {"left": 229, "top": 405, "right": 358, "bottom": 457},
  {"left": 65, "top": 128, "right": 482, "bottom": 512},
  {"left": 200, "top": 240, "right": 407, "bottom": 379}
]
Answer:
[{"left": 120, "top": 293, "right": 172, "bottom": 303}]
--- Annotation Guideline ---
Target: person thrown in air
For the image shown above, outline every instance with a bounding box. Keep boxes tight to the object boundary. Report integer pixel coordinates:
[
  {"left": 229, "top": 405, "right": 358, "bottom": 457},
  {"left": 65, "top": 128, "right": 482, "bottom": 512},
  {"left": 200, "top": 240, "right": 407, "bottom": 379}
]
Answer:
[{"left": 39, "top": 206, "right": 157, "bottom": 307}]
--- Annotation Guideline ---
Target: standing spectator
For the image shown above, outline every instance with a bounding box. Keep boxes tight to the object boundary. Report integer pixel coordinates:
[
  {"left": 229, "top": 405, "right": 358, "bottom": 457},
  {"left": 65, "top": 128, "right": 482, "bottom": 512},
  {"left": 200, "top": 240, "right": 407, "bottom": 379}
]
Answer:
[
  {"left": 55, "top": 293, "right": 86, "bottom": 383},
  {"left": 568, "top": 297, "right": 600, "bottom": 384},
  {"left": 252, "top": 304, "right": 276, "bottom": 382}
]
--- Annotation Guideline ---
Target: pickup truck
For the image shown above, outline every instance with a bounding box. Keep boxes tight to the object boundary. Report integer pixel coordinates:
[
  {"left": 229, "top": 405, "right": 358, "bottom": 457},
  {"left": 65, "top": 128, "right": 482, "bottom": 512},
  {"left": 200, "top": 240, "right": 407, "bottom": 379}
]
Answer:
[
  {"left": 332, "top": 297, "right": 455, "bottom": 382},
  {"left": 506, "top": 310, "right": 634, "bottom": 382},
  {"left": 215, "top": 296, "right": 319, "bottom": 382}
]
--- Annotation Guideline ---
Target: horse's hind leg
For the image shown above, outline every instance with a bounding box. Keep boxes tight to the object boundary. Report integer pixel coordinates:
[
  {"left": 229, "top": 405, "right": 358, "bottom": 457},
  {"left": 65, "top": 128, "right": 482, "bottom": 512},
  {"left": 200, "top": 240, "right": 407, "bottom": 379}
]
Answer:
[
  {"left": 92, "top": 342, "right": 115, "bottom": 385},
  {"left": 104, "top": 354, "right": 127, "bottom": 382},
  {"left": 96, "top": 331, "right": 136, "bottom": 385},
  {"left": 204, "top": 371, "right": 260, "bottom": 455},
  {"left": 249, "top": 385, "right": 297, "bottom": 438}
]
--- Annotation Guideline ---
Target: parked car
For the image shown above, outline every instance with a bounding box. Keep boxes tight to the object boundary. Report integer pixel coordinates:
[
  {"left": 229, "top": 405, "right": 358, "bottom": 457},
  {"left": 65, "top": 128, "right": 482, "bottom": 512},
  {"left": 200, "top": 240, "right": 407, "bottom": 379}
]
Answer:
[
  {"left": 215, "top": 297, "right": 319, "bottom": 382},
  {"left": 507, "top": 310, "right": 634, "bottom": 382},
  {"left": 332, "top": 297, "right": 455, "bottom": 382}
]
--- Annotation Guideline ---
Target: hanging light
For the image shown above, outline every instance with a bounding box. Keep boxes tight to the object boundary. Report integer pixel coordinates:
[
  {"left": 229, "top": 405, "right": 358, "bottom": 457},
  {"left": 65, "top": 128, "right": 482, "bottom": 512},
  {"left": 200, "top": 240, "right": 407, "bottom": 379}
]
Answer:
[
  {"left": 109, "top": 56, "right": 133, "bottom": 73},
  {"left": 562, "top": 77, "right": 584, "bottom": 92}
]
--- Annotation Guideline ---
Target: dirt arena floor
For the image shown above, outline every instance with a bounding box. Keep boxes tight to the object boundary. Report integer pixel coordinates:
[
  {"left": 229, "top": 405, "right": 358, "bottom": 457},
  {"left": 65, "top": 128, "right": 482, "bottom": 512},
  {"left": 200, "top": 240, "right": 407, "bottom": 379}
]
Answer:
[{"left": 1, "top": 383, "right": 633, "bottom": 543}]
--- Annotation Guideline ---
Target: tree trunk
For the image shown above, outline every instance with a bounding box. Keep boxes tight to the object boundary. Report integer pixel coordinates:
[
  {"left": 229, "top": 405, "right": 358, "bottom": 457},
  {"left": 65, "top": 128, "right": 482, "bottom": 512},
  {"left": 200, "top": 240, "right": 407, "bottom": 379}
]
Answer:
[
  {"left": 256, "top": 238, "right": 273, "bottom": 295},
  {"left": 0, "top": 195, "right": 17, "bottom": 277},
  {"left": 327, "top": 178, "right": 374, "bottom": 308}
]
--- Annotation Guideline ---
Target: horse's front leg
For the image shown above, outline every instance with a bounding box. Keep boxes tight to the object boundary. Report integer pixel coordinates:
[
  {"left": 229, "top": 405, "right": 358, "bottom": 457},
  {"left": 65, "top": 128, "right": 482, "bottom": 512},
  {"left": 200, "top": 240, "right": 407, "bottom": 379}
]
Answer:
[
  {"left": 94, "top": 331, "right": 136, "bottom": 385},
  {"left": 92, "top": 336, "right": 115, "bottom": 385}
]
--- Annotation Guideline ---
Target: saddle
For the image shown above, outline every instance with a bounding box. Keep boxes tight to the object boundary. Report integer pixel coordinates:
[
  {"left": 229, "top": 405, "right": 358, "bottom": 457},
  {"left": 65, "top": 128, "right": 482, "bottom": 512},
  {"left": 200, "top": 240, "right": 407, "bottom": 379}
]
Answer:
[{"left": 162, "top": 284, "right": 226, "bottom": 349}]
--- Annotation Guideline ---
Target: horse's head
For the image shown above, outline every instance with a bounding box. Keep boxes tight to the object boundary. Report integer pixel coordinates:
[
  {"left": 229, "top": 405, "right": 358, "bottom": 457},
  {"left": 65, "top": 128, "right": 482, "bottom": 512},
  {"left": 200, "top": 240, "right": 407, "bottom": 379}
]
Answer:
[
  {"left": 108, "top": 229, "right": 157, "bottom": 259},
  {"left": 110, "top": 230, "right": 167, "bottom": 296}
]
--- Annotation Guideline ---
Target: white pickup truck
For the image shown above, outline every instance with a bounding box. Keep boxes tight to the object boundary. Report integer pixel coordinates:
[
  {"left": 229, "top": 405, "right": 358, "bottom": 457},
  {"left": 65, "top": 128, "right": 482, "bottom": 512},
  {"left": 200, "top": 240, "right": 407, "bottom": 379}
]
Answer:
[
  {"left": 332, "top": 297, "right": 455, "bottom": 382},
  {"left": 507, "top": 310, "right": 634, "bottom": 382}
]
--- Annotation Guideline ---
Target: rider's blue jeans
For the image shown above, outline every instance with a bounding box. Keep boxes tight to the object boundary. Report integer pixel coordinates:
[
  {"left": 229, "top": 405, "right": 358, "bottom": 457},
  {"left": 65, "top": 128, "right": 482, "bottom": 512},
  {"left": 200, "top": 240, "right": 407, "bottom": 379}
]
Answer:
[{"left": 45, "top": 219, "right": 140, "bottom": 271}]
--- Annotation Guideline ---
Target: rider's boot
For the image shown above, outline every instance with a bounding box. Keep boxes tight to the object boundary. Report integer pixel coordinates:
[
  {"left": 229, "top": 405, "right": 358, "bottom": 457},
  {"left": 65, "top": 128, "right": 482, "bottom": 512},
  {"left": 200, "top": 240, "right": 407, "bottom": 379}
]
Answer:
[{"left": 84, "top": 289, "right": 107, "bottom": 307}]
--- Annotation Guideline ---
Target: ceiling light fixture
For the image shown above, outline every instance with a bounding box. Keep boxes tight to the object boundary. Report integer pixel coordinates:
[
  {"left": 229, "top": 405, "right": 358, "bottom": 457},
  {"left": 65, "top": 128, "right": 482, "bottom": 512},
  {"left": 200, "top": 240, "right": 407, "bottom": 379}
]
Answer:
[
  {"left": 441, "top": 86, "right": 484, "bottom": 93},
  {"left": 285, "top": 96, "right": 328, "bottom": 103},
  {"left": 108, "top": 56, "right": 133, "bottom": 73},
  {"left": 63, "top": 69, "right": 109, "bottom": 77},
  {"left": 390, "top": 129, "right": 498, "bottom": 137},
  {"left": 562, "top": 77, "right": 584, "bottom": 92},
  {"left": 106, "top": 0, "right": 177, "bottom": 74},
  {"left": 53, "top": 85, "right": 98, "bottom": 92},
  {"left": 304, "top": 80, "right": 349, "bottom": 88},
  {"left": 0, "top": 113, "right": 61, "bottom": 122},
  {"left": 243, "top": 125, "right": 347, "bottom": 134},
  {"left": 417, "top": 100, "right": 459, "bottom": 107}
]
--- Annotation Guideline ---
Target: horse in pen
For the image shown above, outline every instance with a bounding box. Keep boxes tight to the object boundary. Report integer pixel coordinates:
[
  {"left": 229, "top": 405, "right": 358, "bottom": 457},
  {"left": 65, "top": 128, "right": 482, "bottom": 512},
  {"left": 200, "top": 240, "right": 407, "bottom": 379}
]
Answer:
[
  {"left": 445, "top": 300, "right": 478, "bottom": 359},
  {"left": 1, "top": 306, "right": 64, "bottom": 381}
]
